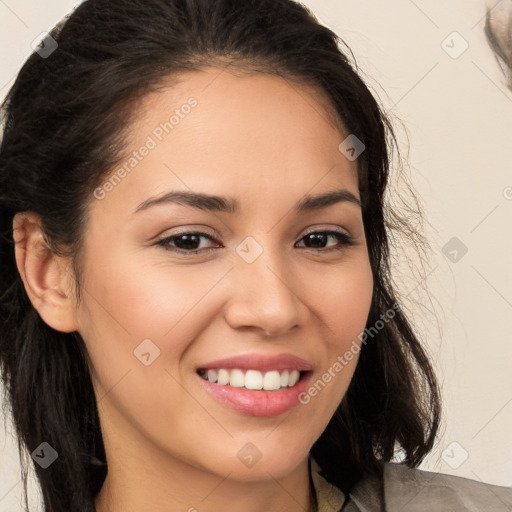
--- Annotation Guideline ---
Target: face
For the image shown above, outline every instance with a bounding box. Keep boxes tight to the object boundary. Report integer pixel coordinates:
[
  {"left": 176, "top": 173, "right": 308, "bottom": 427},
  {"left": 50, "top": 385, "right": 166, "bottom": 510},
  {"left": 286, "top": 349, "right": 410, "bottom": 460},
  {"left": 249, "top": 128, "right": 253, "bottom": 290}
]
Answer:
[{"left": 74, "top": 67, "right": 374, "bottom": 482}]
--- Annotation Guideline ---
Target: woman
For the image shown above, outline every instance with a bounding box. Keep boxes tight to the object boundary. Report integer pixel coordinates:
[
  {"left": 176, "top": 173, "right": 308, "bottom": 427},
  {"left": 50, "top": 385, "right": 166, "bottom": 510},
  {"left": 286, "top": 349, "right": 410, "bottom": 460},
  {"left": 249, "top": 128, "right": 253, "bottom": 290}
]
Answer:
[{"left": 0, "top": 1, "right": 510, "bottom": 511}]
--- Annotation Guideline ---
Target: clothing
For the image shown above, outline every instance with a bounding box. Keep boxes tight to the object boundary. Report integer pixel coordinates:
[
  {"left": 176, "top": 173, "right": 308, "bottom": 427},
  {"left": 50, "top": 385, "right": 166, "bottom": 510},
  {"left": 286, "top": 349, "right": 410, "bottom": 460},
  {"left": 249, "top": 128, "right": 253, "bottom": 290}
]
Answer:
[{"left": 309, "top": 456, "right": 512, "bottom": 511}]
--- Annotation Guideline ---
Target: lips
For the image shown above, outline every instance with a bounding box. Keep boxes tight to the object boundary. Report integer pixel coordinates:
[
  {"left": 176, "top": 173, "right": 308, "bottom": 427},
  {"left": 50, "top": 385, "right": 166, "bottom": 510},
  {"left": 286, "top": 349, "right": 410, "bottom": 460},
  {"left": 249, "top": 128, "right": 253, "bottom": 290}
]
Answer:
[
  {"left": 194, "top": 353, "right": 314, "bottom": 416},
  {"left": 196, "top": 353, "right": 313, "bottom": 372}
]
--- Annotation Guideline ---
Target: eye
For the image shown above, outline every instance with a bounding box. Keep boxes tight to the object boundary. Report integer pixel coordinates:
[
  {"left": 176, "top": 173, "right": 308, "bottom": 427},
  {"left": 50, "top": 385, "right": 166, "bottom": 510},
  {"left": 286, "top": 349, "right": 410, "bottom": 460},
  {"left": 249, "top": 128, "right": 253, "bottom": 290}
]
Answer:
[
  {"left": 155, "top": 231, "right": 220, "bottom": 254},
  {"left": 295, "top": 230, "right": 355, "bottom": 252},
  {"left": 155, "top": 229, "right": 356, "bottom": 255}
]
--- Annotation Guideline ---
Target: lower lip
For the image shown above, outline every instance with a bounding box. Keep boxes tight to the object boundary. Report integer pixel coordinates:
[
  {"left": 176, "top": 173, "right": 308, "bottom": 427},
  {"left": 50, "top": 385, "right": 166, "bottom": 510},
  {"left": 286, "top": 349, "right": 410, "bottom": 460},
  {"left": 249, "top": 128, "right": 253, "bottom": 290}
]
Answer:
[{"left": 196, "top": 371, "right": 313, "bottom": 417}]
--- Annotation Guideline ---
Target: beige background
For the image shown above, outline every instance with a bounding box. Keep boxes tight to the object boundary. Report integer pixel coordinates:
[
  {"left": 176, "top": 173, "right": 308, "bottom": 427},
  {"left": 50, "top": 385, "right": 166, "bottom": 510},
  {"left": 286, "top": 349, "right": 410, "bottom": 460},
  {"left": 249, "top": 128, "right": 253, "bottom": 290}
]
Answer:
[{"left": 1, "top": 0, "right": 511, "bottom": 509}]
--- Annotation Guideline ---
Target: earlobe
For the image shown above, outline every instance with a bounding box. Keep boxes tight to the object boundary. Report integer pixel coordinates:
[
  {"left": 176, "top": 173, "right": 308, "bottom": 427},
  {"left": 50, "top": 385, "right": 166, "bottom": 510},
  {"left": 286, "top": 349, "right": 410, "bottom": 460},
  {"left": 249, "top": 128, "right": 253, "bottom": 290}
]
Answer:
[{"left": 12, "top": 212, "right": 79, "bottom": 333}]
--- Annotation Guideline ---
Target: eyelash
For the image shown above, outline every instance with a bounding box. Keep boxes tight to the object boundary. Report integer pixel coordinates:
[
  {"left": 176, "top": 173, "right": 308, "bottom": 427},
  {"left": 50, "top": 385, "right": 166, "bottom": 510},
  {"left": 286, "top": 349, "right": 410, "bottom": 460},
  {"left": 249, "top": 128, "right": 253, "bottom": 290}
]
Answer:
[{"left": 155, "top": 229, "right": 356, "bottom": 255}]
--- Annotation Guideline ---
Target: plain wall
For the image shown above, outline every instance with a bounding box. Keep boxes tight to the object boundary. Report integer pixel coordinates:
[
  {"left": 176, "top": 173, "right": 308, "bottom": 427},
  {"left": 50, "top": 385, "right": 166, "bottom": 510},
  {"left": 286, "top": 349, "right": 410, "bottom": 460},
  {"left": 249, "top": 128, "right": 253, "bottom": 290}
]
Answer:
[{"left": 1, "top": 0, "right": 511, "bottom": 510}]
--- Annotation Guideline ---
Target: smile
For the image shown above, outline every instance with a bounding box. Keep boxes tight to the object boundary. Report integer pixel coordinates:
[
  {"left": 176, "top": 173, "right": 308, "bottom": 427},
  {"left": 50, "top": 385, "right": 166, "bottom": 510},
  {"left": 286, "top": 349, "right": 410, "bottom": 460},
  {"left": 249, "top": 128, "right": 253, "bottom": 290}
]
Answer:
[{"left": 197, "top": 368, "right": 302, "bottom": 391}]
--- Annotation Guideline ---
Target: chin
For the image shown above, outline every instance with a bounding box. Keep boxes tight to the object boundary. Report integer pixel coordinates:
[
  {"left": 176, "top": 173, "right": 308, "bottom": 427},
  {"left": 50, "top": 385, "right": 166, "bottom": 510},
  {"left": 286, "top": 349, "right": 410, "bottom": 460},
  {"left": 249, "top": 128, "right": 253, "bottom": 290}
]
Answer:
[{"left": 206, "top": 438, "right": 311, "bottom": 482}]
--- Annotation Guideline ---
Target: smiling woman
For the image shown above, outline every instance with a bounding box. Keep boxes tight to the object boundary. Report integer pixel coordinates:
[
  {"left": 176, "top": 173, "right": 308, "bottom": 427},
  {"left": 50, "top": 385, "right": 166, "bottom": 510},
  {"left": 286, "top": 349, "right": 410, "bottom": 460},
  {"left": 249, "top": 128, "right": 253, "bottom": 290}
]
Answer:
[{"left": 0, "top": 1, "right": 511, "bottom": 512}]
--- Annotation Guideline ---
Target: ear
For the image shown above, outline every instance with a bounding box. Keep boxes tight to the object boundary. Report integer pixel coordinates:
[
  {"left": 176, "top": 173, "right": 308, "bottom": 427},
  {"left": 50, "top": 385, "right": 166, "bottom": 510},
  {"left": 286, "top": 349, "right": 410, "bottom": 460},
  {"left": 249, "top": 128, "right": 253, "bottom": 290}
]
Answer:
[{"left": 12, "top": 211, "right": 79, "bottom": 333}]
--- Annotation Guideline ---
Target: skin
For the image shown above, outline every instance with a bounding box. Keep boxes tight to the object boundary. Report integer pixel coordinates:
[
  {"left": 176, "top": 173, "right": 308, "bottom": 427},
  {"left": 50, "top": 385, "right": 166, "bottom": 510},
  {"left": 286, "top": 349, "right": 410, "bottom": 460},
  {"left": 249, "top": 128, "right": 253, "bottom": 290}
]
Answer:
[{"left": 13, "top": 66, "right": 374, "bottom": 512}]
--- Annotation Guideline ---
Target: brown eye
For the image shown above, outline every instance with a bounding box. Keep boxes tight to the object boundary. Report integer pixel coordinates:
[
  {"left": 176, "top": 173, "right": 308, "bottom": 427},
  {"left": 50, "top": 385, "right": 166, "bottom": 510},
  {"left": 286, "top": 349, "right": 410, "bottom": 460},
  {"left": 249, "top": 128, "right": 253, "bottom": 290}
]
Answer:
[
  {"left": 296, "top": 230, "right": 355, "bottom": 252},
  {"left": 156, "top": 231, "right": 220, "bottom": 254}
]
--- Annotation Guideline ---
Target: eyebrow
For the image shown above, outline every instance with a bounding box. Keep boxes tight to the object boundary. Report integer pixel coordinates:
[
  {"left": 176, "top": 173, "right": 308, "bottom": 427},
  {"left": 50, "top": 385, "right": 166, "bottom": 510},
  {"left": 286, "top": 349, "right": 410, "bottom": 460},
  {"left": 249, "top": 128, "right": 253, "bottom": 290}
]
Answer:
[{"left": 133, "top": 188, "right": 361, "bottom": 215}]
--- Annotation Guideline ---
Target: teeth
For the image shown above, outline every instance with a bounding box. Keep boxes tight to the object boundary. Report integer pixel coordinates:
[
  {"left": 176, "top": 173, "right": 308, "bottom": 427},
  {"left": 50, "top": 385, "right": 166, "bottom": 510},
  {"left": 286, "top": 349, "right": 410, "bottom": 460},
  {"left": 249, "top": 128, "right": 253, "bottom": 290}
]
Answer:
[
  {"left": 263, "top": 370, "right": 280, "bottom": 390},
  {"left": 230, "top": 369, "right": 245, "bottom": 387},
  {"left": 245, "top": 370, "right": 263, "bottom": 390},
  {"left": 217, "top": 369, "right": 229, "bottom": 385},
  {"left": 289, "top": 369, "right": 300, "bottom": 387},
  {"left": 198, "top": 368, "right": 303, "bottom": 390}
]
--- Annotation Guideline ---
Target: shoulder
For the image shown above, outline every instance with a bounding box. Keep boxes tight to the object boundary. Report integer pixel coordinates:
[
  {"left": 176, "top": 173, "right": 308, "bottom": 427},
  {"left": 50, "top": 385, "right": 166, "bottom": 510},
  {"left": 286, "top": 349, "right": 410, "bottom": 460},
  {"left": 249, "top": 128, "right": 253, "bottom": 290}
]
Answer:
[
  {"left": 346, "top": 462, "right": 512, "bottom": 511},
  {"left": 380, "top": 462, "right": 512, "bottom": 511}
]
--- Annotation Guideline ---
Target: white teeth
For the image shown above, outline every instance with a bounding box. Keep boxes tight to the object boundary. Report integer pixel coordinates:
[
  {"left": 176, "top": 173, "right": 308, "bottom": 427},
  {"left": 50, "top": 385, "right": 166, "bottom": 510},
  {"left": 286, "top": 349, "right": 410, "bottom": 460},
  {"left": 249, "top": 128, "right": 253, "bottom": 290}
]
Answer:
[
  {"left": 245, "top": 370, "right": 263, "bottom": 390},
  {"left": 229, "top": 369, "right": 245, "bottom": 387},
  {"left": 263, "top": 370, "right": 281, "bottom": 390},
  {"left": 288, "top": 369, "right": 300, "bottom": 387},
  {"left": 199, "top": 368, "right": 303, "bottom": 390},
  {"left": 217, "top": 369, "right": 230, "bottom": 385}
]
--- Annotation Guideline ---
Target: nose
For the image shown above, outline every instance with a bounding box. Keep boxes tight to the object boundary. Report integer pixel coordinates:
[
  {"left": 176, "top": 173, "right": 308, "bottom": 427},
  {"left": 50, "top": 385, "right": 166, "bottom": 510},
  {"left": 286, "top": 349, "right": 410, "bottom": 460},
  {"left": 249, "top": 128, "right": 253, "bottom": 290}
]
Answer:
[{"left": 223, "top": 243, "right": 305, "bottom": 338}]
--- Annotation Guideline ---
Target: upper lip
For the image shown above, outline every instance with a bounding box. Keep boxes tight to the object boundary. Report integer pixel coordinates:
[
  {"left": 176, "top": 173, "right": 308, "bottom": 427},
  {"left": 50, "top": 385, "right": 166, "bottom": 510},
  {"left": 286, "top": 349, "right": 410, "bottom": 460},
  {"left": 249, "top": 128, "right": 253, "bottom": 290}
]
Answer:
[{"left": 196, "top": 353, "right": 313, "bottom": 372}]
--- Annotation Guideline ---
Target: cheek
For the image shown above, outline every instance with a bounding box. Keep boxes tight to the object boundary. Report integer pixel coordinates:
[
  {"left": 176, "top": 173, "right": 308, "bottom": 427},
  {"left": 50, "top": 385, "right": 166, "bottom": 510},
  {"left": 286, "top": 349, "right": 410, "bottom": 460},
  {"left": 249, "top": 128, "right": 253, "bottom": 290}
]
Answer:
[
  {"left": 84, "top": 248, "right": 224, "bottom": 340},
  {"left": 314, "top": 255, "right": 374, "bottom": 345},
  {"left": 294, "top": 255, "right": 373, "bottom": 414}
]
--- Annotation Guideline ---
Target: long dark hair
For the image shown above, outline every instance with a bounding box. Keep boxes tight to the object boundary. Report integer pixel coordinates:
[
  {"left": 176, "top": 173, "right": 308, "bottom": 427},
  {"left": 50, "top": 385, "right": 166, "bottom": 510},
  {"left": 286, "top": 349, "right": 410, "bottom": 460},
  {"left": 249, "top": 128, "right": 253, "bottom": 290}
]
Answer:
[{"left": 0, "top": 1, "right": 441, "bottom": 510}]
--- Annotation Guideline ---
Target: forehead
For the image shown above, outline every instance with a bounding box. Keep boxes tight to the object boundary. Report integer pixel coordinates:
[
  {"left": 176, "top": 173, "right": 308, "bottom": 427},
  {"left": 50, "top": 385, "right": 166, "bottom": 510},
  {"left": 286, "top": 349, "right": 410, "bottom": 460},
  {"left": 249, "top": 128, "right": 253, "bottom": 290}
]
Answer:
[
  {"left": 93, "top": 67, "right": 359, "bottom": 216},
  {"left": 135, "top": 65, "right": 347, "bottom": 135}
]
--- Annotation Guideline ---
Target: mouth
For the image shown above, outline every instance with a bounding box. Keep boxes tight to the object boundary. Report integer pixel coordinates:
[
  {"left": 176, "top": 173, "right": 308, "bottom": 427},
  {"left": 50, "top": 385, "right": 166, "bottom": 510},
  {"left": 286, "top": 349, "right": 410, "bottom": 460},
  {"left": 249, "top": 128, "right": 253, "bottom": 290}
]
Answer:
[
  {"left": 194, "top": 352, "right": 314, "bottom": 416},
  {"left": 196, "top": 368, "right": 308, "bottom": 391}
]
